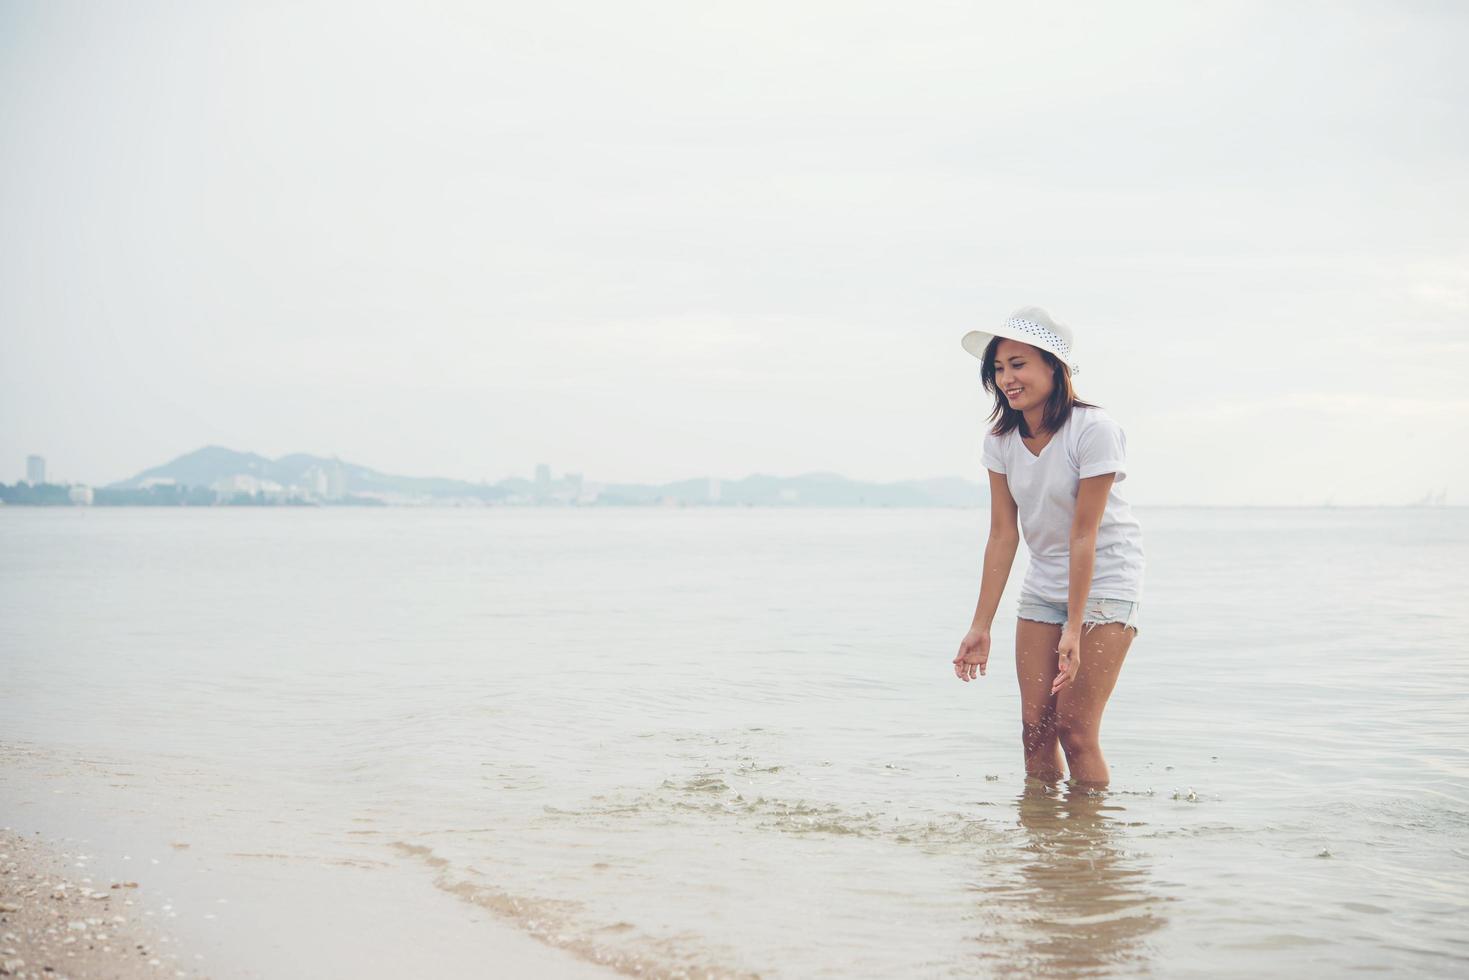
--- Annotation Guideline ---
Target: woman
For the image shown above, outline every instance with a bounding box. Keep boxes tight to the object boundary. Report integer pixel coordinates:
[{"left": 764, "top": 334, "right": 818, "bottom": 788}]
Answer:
[{"left": 951, "top": 306, "right": 1145, "bottom": 787}]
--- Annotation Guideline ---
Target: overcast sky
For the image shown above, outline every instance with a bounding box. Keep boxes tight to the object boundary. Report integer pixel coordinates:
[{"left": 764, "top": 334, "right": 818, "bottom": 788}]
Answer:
[{"left": 2, "top": 0, "right": 1465, "bottom": 505}]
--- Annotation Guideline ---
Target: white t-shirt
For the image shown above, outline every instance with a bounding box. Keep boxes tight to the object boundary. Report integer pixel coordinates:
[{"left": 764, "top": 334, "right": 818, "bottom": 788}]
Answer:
[{"left": 981, "top": 405, "right": 1145, "bottom": 602}]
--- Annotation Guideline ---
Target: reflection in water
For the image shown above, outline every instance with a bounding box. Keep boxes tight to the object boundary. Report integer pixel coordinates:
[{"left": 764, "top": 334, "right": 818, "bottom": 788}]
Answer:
[{"left": 970, "top": 782, "right": 1165, "bottom": 977}]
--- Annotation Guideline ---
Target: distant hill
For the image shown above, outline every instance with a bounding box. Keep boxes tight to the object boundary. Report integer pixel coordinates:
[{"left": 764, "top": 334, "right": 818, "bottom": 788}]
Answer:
[
  {"left": 110, "top": 446, "right": 506, "bottom": 502},
  {"left": 108, "top": 447, "right": 987, "bottom": 507}
]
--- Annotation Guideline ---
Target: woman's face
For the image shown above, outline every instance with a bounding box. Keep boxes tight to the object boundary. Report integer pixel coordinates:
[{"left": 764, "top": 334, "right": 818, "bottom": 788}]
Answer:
[{"left": 992, "top": 339, "right": 1054, "bottom": 413}]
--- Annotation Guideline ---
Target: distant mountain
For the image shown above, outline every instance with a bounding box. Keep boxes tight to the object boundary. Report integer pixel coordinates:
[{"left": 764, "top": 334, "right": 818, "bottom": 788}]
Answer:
[
  {"left": 110, "top": 446, "right": 506, "bottom": 502},
  {"left": 113, "top": 446, "right": 277, "bottom": 489},
  {"left": 108, "top": 446, "right": 987, "bottom": 507}
]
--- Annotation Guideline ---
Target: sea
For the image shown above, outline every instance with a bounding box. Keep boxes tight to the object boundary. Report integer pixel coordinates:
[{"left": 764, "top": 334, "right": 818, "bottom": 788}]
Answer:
[{"left": 2, "top": 506, "right": 1466, "bottom": 978}]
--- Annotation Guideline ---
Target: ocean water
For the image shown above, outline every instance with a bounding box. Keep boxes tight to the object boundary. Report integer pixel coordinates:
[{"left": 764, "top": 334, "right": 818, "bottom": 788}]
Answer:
[{"left": 1, "top": 506, "right": 1466, "bottom": 977}]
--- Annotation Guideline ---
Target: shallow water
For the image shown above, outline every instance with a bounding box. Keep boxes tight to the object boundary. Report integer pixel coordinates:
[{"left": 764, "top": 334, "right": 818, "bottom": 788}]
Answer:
[{"left": 2, "top": 506, "right": 1466, "bottom": 976}]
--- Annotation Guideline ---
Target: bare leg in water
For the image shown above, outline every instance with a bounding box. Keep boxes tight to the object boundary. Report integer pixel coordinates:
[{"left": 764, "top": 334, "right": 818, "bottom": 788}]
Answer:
[
  {"left": 1015, "top": 618, "right": 1065, "bottom": 781},
  {"left": 1055, "top": 622, "right": 1134, "bottom": 786},
  {"left": 1016, "top": 618, "right": 1134, "bottom": 785}
]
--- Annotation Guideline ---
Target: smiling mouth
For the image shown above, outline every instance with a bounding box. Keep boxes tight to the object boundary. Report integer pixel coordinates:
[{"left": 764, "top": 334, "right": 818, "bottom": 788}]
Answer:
[{"left": 1005, "top": 388, "right": 1023, "bottom": 398}]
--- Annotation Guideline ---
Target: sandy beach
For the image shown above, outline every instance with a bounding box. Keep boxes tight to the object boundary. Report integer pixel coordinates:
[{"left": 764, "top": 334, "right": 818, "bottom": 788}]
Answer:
[{"left": 0, "top": 826, "right": 206, "bottom": 980}]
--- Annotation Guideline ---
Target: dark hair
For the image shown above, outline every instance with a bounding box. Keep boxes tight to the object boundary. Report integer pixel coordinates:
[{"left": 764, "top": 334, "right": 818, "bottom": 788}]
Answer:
[{"left": 980, "top": 336, "right": 1098, "bottom": 437}]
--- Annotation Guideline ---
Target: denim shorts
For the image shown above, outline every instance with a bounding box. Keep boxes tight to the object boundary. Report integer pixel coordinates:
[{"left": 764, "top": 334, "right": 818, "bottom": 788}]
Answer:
[{"left": 1016, "top": 592, "right": 1140, "bottom": 635}]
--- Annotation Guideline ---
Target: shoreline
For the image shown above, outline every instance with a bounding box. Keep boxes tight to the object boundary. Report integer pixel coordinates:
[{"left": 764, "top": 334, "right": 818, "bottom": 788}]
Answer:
[{"left": 1, "top": 744, "right": 619, "bottom": 980}]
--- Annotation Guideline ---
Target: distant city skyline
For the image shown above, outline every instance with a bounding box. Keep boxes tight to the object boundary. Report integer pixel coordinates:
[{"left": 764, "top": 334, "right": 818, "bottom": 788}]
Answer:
[
  {"left": 1, "top": 444, "right": 992, "bottom": 508},
  {"left": 3, "top": 446, "right": 1456, "bottom": 509},
  {"left": 3, "top": 2, "right": 1466, "bottom": 506}
]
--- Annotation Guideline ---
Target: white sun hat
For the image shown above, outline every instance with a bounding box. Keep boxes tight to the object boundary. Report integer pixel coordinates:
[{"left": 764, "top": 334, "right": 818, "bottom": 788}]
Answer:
[{"left": 961, "top": 306, "right": 1080, "bottom": 375}]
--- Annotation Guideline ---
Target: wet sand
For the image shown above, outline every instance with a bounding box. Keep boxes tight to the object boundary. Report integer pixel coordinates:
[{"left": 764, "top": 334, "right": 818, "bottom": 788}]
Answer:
[{"left": 1, "top": 826, "right": 205, "bottom": 980}]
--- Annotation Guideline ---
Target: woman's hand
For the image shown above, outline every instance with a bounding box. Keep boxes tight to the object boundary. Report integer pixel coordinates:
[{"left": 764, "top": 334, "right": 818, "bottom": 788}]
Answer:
[
  {"left": 1052, "top": 628, "right": 1082, "bottom": 694},
  {"left": 953, "top": 627, "right": 991, "bottom": 682}
]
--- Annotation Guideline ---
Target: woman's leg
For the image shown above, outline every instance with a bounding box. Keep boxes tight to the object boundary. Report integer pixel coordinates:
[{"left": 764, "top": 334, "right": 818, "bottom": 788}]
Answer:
[
  {"left": 1015, "top": 617, "right": 1065, "bottom": 781},
  {"left": 1054, "top": 623, "right": 1135, "bottom": 787}
]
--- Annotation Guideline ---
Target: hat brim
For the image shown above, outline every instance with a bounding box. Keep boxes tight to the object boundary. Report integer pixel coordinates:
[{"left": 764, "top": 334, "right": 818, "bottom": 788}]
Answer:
[
  {"left": 960, "top": 330, "right": 999, "bottom": 359},
  {"left": 960, "top": 329, "right": 1079, "bottom": 374}
]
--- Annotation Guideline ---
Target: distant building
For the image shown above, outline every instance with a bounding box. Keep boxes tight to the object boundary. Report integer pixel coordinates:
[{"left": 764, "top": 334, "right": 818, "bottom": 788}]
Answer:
[
  {"left": 325, "top": 461, "right": 347, "bottom": 500},
  {"left": 304, "top": 465, "right": 327, "bottom": 497},
  {"left": 534, "top": 463, "right": 551, "bottom": 503},
  {"left": 68, "top": 485, "right": 94, "bottom": 505},
  {"left": 708, "top": 477, "right": 721, "bottom": 504},
  {"left": 551, "top": 471, "right": 585, "bottom": 505},
  {"left": 211, "top": 474, "right": 284, "bottom": 496},
  {"left": 26, "top": 455, "right": 45, "bottom": 485}
]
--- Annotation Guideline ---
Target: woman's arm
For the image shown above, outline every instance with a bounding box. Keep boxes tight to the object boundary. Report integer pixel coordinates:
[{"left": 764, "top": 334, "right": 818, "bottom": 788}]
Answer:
[
  {"left": 955, "top": 471, "right": 1019, "bottom": 681},
  {"left": 973, "top": 470, "right": 1021, "bottom": 630},
  {"left": 1053, "top": 473, "right": 1116, "bottom": 692}
]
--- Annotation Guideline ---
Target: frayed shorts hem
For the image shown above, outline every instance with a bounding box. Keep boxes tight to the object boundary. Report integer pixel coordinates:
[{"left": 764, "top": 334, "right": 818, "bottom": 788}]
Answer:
[{"left": 1016, "top": 592, "right": 1140, "bottom": 636}]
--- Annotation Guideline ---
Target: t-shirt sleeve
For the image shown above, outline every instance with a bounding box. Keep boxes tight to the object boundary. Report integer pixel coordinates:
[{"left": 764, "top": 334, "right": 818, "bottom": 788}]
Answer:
[
  {"left": 1077, "top": 415, "right": 1128, "bottom": 482},
  {"left": 980, "top": 429, "right": 1006, "bottom": 474}
]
